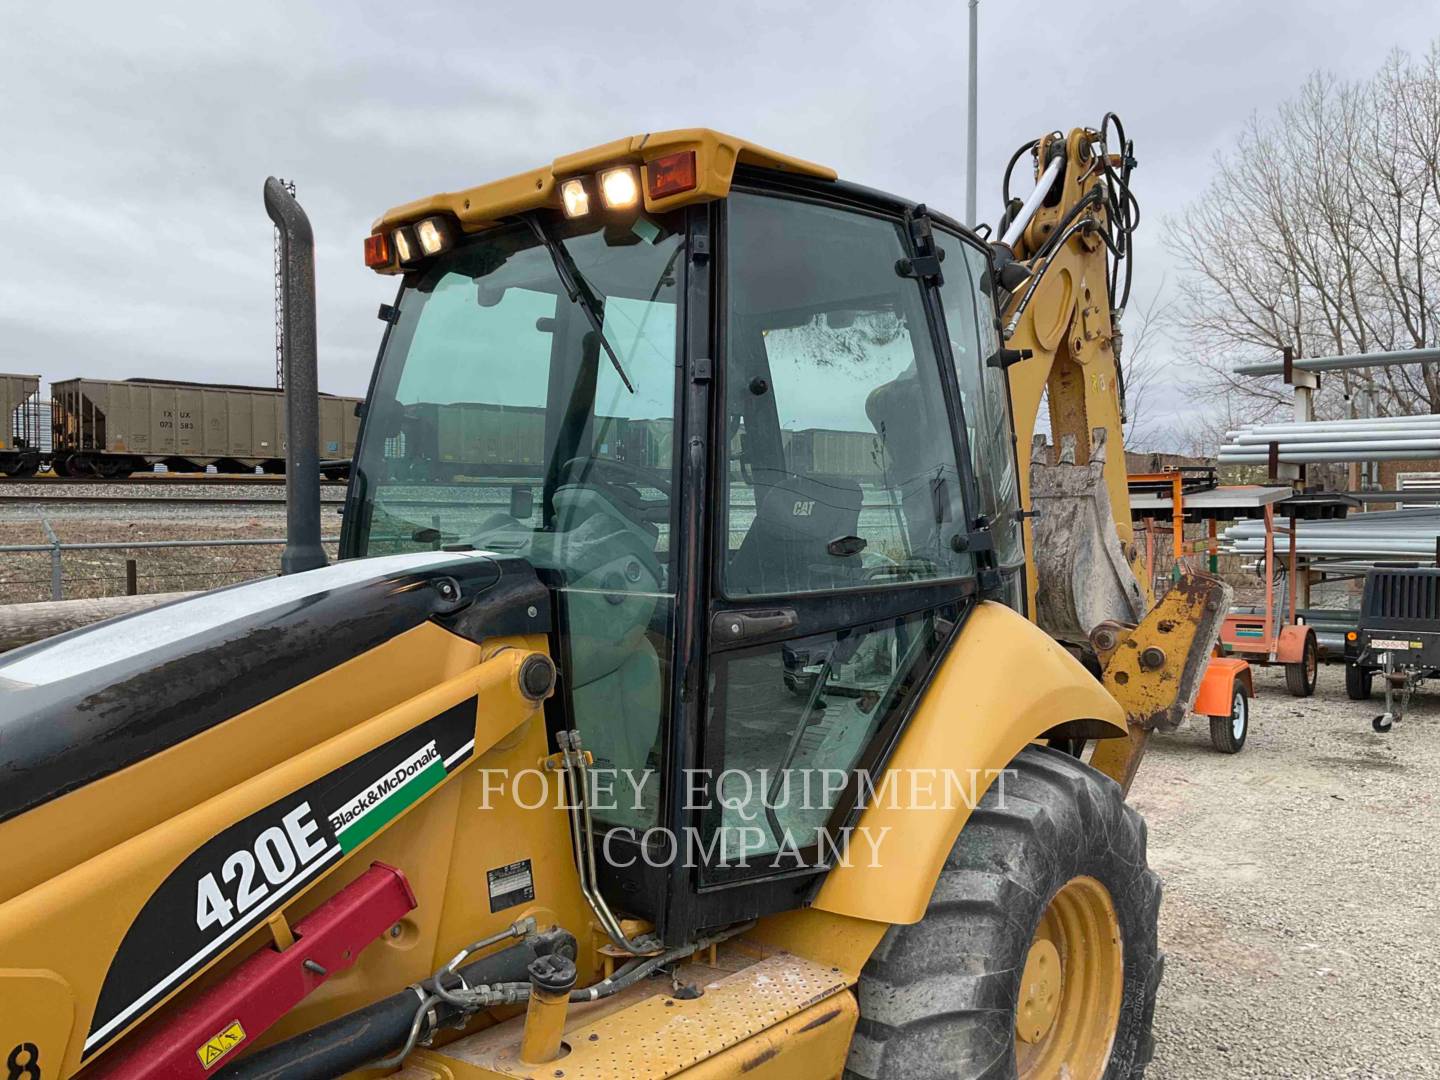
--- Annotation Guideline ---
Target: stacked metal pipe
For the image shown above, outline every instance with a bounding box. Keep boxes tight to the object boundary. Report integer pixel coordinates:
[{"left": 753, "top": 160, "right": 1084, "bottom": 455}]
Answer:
[
  {"left": 1217, "top": 415, "right": 1440, "bottom": 464},
  {"left": 1222, "top": 507, "right": 1440, "bottom": 559}
]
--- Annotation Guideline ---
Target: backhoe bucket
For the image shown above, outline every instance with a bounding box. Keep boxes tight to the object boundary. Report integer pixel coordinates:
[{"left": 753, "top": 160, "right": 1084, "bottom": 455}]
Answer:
[{"left": 1029, "top": 428, "right": 1146, "bottom": 645}]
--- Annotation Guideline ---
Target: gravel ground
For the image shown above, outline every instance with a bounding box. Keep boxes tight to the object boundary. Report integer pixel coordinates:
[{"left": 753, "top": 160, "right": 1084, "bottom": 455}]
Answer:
[{"left": 1135, "top": 662, "right": 1440, "bottom": 1079}]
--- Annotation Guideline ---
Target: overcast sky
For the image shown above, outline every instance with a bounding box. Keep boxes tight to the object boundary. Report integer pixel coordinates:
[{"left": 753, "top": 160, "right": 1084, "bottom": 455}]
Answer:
[{"left": 3, "top": 0, "right": 1437, "bottom": 449}]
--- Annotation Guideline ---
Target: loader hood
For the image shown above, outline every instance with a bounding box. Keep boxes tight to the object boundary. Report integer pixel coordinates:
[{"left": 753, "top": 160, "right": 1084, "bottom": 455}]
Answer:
[{"left": 0, "top": 551, "right": 548, "bottom": 825}]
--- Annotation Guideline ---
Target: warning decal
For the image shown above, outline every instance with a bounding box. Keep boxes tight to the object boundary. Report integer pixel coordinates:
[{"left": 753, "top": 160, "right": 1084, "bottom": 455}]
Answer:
[
  {"left": 487, "top": 859, "right": 536, "bottom": 913},
  {"left": 196, "top": 1020, "right": 246, "bottom": 1069}
]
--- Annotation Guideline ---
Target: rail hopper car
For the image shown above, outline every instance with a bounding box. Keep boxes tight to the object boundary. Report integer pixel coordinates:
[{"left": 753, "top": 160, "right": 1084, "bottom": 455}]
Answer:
[
  {"left": 48, "top": 377, "right": 361, "bottom": 477},
  {"left": 0, "top": 373, "right": 44, "bottom": 477}
]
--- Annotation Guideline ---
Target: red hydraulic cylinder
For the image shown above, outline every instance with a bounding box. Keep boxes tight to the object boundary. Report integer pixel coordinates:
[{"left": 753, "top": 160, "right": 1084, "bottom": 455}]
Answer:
[{"left": 93, "top": 862, "right": 416, "bottom": 1078}]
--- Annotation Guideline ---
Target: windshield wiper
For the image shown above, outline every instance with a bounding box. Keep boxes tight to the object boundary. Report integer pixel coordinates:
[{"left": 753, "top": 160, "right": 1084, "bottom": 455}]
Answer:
[{"left": 526, "top": 215, "right": 635, "bottom": 394}]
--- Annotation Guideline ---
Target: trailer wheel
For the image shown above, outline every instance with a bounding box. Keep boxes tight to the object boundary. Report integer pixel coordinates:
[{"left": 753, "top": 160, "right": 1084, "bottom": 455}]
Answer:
[
  {"left": 1208, "top": 683, "right": 1249, "bottom": 754},
  {"left": 1345, "top": 663, "right": 1373, "bottom": 701},
  {"left": 1285, "top": 633, "right": 1318, "bottom": 697},
  {"left": 846, "top": 746, "right": 1161, "bottom": 1080}
]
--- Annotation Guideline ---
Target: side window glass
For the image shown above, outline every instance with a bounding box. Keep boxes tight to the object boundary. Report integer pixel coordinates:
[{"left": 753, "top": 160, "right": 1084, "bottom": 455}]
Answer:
[
  {"left": 723, "top": 193, "right": 973, "bottom": 597},
  {"left": 934, "top": 233, "right": 1025, "bottom": 576},
  {"left": 703, "top": 610, "right": 945, "bottom": 871}
]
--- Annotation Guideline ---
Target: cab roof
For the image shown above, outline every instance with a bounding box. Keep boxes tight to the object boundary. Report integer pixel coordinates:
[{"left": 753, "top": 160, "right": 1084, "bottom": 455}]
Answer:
[{"left": 372, "top": 127, "right": 836, "bottom": 235}]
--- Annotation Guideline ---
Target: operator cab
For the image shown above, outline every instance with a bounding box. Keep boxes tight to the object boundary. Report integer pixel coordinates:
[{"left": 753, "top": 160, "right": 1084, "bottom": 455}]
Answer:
[{"left": 342, "top": 132, "right": 1025, "bottom": 941}]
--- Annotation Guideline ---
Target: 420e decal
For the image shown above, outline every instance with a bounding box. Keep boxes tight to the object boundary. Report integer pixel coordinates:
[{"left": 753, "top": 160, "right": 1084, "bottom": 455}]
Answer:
[{"left": 83, "top": 697, "right": 478, "bottom": 1059}]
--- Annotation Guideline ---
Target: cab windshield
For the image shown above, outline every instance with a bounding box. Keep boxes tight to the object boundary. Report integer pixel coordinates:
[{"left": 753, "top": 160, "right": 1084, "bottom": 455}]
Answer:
[
  {"left": 347, "top": 212, "right": 685, "bottom": 829},
  {"left": 348, "top": 213, "right": 683, "bottom": 572}
]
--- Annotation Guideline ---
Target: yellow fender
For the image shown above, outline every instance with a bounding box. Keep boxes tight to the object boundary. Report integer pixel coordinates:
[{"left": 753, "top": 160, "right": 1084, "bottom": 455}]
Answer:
[{"left": 812, "top": 601, "right": 1125, "bottom": 926}]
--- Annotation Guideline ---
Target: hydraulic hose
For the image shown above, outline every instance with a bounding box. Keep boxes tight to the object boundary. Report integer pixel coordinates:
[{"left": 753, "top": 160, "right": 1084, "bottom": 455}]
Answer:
[
  {"left": 1001, "top": 139, "right": 1039, "bottom": 207},
  {"left": 1003, "top": 218, "right": 1101, "bottom": 338},
  {"left": 216, "top": 917, "right": 752, "bottom": 1077},
  {"left": 215, "top": 930, "right": 574, "bottom": 1080}
]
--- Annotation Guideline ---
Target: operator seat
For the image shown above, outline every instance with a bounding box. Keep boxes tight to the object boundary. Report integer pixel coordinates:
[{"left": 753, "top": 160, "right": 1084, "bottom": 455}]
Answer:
[
  {"left": 865, "top": 360, "right": 947, "bottom": 558},
  {"left": 728, "top": 472, "right": 864, "bottom": 595}
]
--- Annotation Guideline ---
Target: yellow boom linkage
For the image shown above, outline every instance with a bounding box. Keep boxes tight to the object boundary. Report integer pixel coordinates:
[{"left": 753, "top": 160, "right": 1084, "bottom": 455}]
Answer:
[{"left": 998, "top": 124, "right": 1230, "bottom": 788}]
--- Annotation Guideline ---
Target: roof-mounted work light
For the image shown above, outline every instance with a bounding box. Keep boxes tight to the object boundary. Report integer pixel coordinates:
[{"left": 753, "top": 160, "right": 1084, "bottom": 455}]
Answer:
[
  {"left": 560, "top": 178, "right": 591, "bottom": 218},
  {"left": 415, "top": 216, "right": 454, "bottom": 257},
  {"left": 392, "top": 225, "right": 419, "bottom": 266},
  {"left": 598, "top": 166, "right": 640, "bottom": 211}
]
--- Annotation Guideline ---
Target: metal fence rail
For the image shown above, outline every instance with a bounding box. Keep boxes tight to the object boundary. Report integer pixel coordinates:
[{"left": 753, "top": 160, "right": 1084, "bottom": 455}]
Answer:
[{"left": 0, "top": 535, "right": 341, "bottom": 601}]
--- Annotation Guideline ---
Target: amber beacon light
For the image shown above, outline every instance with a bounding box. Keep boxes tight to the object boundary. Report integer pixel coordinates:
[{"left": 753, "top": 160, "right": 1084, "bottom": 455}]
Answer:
[
  {"left": 363, "top": 232, "right": 391, "bottom": 268},
  {"left": 647, "top": 150, "right": 697, "bottom": 199}
]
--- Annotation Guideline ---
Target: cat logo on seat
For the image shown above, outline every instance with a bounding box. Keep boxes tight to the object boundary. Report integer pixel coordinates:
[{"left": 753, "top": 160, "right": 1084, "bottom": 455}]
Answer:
[
  {"left": 196, "top": 1021, "right": 246, "bottom": 1069},
  {"left": 792, "top": 500, "right": 815, "bottom": 517}
]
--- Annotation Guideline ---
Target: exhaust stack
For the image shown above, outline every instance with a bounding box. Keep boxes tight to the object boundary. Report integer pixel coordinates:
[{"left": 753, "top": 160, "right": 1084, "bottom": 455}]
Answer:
[{"left": 263, "top": 177, "right": 328, "bottom": 575}]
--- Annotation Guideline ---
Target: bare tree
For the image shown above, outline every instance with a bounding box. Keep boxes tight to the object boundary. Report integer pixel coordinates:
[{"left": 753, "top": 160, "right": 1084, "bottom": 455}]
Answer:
[
  {"left": 1168, "top": 44, "right": 1440, "bottom": 428},
  {"left": 1119, "top": 281, "right": 1173, "bottom": 448}
]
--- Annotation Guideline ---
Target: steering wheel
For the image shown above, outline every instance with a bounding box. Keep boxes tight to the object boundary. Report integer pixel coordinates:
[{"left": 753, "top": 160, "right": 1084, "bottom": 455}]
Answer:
[{"left": 557, "top": 456, "right": 671, "bottom": 528}]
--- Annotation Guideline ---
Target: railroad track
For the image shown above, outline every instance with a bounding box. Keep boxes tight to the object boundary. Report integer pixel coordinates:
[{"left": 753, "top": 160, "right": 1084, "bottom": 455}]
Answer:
[
  {"left": 0, "top": 493, "right": 463, "bottom": 509},
  {"left": 0, "top": 495, "right": 346, "bottom": 507},
  {"left": 0, "top": 473, "right": 348, "bottom": 486}
]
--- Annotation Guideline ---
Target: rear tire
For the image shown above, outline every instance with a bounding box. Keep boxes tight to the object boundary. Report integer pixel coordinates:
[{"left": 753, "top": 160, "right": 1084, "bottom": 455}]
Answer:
[
  {"left": 1208, "top": 683, "right": 1249, "bottom": 754},
  {"left": 846, "top": 746, "right": 1162, "bottom": 1080},
  {"left": 1285, "top": 634, "right": 1318, "bottom": 697},
  {"left": 1345, "top": 663, "right": 1373, "bottom": 701}
]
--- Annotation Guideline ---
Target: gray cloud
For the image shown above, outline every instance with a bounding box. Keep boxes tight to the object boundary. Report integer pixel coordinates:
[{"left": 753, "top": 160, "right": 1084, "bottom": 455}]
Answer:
[{"left": 4, "top": 0, "right": 1437, "bottom": 448}]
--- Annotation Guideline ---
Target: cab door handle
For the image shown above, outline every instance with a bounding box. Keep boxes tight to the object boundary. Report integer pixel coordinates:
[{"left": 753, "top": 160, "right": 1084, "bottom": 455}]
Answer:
[{"left": 711, "top": 609, "right": 799, "bottom": 644}]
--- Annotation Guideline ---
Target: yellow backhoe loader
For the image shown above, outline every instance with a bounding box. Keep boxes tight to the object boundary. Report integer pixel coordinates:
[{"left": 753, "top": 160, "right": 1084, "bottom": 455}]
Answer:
[{"left": 0, "top": 120, "right": 1227, "bottom": 1079}]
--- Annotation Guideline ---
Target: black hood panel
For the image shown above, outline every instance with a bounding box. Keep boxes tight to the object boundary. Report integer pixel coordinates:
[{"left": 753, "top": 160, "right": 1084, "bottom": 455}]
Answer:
[{"left": 0, "top": 551, "right": 548, "bottom": 824}]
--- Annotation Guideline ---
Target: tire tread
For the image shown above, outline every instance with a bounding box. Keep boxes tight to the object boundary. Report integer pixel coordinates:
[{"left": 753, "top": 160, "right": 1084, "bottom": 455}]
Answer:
[{"left": 844, "top": 746, "right": 1162, "bottom": 1080}]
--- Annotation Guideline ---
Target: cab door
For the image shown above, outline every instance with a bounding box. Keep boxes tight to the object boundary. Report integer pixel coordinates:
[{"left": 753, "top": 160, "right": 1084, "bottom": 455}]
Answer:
[
  {"left": 932, "top": 228, "right": 1028, "bottom": 610},
  {"left": 667, "top": 182, "right": 982, "bottom": 938}
]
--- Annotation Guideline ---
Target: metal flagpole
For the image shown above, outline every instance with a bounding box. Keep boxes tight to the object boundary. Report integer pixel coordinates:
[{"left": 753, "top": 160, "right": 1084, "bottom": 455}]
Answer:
[{"left": 966, "top": 0, "right": 979, "bottom": 226}]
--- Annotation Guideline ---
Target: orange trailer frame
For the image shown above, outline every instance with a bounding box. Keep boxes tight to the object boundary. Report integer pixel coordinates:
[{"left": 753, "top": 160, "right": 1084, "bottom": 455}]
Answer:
[
  {"left": 1129, "top": 470, "right": 1318, "bottom": 703},
  {"left": 1217, "top": 501, "right": 1313, "bottom": 672}
]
